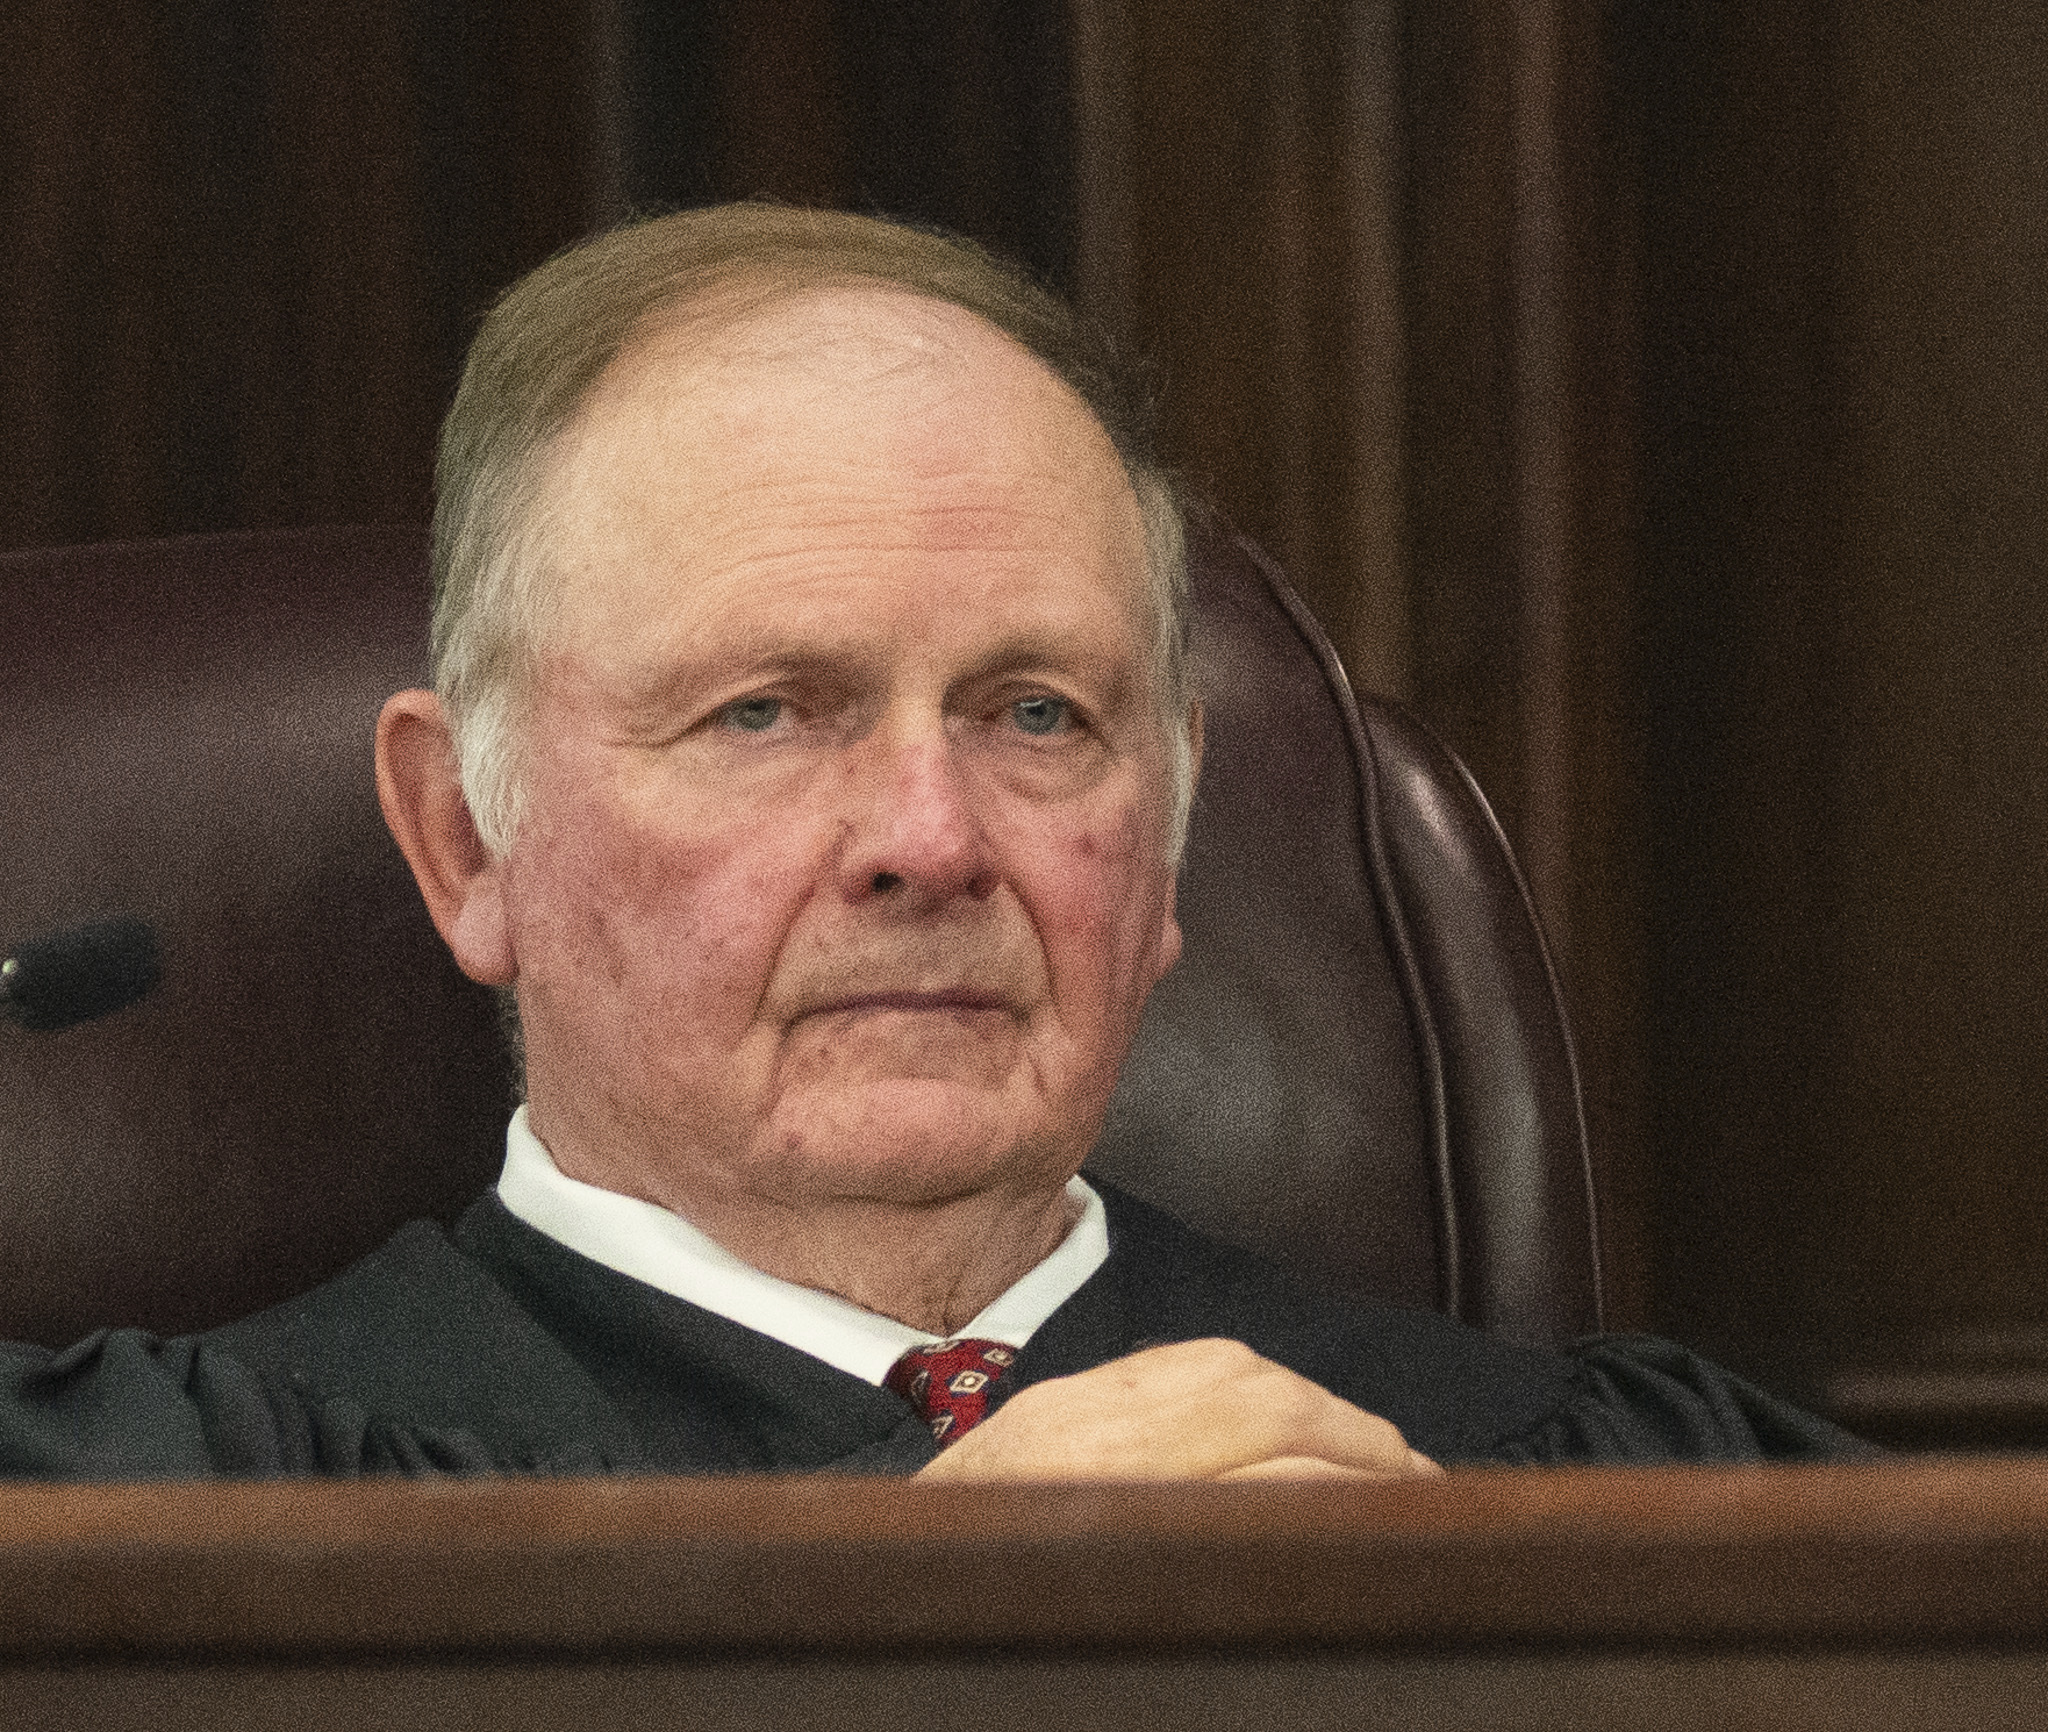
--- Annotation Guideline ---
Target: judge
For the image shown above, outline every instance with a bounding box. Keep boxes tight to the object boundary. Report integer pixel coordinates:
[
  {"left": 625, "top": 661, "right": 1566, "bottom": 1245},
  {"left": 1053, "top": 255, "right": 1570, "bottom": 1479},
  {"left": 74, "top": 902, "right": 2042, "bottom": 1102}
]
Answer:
[{"left": 0, "top": 207, "right": 1861, "bottom": 1478}]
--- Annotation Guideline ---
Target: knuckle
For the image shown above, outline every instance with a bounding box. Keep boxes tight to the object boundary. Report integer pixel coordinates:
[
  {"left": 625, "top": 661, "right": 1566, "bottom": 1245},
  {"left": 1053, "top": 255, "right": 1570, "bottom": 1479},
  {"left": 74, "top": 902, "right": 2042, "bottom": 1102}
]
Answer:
[
  {"left": 1187, "top": 1337, "right": 1261, "bottom": 1373},
  {"left": 1136, "top": 1337, "right": 1258, "bottom": 1379},
  {"left": 1272, "top": 1378, "right": 1331, "bottom": 1431}
]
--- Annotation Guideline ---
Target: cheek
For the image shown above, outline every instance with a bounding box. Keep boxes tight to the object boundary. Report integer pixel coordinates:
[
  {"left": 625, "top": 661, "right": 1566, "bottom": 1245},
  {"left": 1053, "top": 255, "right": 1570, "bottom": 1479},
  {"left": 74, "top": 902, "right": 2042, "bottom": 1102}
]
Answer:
[
  {"left": 1015, "top": 801, "right": 1173, "bottom": 1036},
  {"left": 504, "top": 775, "right": 817, "bottom": 1036}
]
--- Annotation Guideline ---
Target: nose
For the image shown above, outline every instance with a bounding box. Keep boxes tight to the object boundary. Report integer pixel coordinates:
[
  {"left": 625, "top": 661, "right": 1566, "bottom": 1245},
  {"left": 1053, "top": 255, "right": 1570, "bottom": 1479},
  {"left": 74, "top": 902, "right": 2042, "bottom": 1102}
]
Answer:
[{"left": 835, "top": 724, "right": 997, "bottom": 908}]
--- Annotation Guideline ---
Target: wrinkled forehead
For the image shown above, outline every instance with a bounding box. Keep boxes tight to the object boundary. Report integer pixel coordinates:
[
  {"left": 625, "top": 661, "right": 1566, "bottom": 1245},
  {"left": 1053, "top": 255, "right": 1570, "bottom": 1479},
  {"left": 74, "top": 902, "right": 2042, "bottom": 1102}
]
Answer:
[
  {"left": 534, "top": 282, "right": 1156, "bottom": 650},
  {"left": 648, "top": 278, "right": 992, "bottom": 393},
  {"left": 566, "top": 281, "right": 1132, "bottom": 498}
]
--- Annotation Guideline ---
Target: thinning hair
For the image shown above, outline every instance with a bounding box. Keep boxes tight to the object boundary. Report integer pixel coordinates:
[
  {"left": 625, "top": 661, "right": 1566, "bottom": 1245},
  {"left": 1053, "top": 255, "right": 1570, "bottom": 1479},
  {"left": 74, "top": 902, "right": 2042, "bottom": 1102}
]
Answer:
[{"left": 431, "top": 203, "right": 1193, "bottom": 860}]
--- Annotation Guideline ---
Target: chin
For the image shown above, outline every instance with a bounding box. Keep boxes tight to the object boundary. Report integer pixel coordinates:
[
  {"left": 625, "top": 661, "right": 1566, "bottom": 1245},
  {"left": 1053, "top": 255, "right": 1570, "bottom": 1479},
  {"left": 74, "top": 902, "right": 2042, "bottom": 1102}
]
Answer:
[{"left": 754, "top": 1077, "right": 1080, "bottom": 1207}]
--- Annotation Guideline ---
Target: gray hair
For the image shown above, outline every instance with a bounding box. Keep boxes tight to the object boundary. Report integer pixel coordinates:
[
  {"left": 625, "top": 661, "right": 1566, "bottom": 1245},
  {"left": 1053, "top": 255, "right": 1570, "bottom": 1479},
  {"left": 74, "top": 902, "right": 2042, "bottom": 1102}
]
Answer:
[{"left": 431, "top": 204, "right": 1194, "bottom": 861}]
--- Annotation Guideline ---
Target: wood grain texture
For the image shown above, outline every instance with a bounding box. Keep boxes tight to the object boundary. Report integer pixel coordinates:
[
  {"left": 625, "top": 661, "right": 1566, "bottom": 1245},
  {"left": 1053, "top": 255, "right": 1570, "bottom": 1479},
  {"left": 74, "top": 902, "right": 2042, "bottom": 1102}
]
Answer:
[
  {"left": 8, "top": 1654, "right": 2048, "bottom": 1732},
  {"left": 1, "top": 1462, "right": 2046, "bottom": 1660},
  {"left": 1634, "top": 0, "right": 2048, "bottom": 1421},
  {"left": 0, "top": 0, "right": 609, "bottom": 554}
]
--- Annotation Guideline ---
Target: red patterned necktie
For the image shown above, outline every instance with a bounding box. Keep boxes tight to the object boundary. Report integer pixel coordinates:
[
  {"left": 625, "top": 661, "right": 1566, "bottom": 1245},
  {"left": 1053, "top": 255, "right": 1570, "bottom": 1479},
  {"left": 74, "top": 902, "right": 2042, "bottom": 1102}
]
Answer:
[{"left": 884, "top": 1338, "right": 1018, "bottom": 1444}]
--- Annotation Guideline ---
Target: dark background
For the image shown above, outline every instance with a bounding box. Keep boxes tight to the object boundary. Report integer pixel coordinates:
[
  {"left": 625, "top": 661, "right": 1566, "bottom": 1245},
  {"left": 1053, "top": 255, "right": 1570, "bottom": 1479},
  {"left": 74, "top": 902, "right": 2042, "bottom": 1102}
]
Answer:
[{"left": 6, "top": 0, "right": 2047, "bottom": 1442}]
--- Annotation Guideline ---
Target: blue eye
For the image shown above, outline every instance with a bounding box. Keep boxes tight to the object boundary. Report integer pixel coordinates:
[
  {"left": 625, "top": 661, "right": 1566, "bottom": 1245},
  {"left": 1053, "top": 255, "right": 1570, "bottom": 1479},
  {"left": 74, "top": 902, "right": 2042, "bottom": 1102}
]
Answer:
[
  {"left": 1011, "top": 694, "right": 1070, "bottom": 736},
  {"left": 720, "top": 697, "right": 783, "bottom": 733}
]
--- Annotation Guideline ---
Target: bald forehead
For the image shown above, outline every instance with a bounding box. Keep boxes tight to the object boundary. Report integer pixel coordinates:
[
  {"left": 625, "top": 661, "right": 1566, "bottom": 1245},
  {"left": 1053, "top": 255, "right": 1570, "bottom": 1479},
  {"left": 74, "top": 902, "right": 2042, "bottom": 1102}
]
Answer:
[
  {"left": 532, "top": 283, "right": 1153, "bottom": 669},
  {"left": 542, "top": 285, "right": 1145, "bottom": 594},
  {"left": 659, "top": 282, "right": 995, "bottom": 388},
  {"left": 564, "top": 283, "right": 1124, "bottom": 485}
]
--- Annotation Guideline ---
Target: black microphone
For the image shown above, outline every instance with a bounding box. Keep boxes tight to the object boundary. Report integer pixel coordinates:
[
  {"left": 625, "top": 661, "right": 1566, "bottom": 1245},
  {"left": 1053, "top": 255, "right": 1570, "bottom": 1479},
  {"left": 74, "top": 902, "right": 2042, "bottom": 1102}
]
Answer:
[{"left": 0, "top": 916, "right": 163, "bottom": 1032}]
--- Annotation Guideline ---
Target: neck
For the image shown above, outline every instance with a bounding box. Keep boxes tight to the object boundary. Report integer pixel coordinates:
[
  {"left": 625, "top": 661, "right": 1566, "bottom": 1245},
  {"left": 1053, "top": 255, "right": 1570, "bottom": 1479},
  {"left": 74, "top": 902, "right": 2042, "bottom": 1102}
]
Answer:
[
  {"left": 534, "top": 1113, "right": 1080, "bottom": 1332},
  {"left": 677, "top": 1184, "right": 1083, "bottom": 1333}
]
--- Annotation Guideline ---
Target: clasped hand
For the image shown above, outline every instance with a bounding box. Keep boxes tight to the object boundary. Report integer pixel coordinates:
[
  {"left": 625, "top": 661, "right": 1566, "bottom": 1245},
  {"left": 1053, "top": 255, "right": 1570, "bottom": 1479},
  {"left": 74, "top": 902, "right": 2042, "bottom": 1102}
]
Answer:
[{"left": 914, "top": 1338, "right": 1443, "bottom": 1482}]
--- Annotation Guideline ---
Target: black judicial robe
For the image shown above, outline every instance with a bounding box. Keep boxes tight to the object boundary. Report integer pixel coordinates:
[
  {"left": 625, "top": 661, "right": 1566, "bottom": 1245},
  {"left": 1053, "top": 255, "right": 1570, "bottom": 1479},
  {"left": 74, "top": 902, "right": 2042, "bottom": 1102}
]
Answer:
[{"left": 0, "top": 1183, "right": 1865, "bottom": 1478}]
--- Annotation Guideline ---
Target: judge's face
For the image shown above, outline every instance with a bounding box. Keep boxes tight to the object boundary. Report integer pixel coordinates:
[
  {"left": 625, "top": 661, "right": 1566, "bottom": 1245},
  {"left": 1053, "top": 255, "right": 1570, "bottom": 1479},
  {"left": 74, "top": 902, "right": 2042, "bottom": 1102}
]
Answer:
[{"left": 496, "top": 285, "right": 1187, "bottom": 1220}]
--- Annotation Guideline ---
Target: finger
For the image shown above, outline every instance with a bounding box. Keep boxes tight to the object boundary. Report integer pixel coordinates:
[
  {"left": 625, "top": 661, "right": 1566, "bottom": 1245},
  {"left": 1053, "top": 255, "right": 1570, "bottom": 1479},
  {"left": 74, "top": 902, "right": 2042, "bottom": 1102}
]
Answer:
[
  {"left": 1237, "top": 1367, "right": 1423, "bottom": 1477},
  {"left": 1215, "top": 1455, "right": 1414, "bottom": 1482},
  {"left": 920, "top": 1340, "right": 1439, "bottom": 1483}
]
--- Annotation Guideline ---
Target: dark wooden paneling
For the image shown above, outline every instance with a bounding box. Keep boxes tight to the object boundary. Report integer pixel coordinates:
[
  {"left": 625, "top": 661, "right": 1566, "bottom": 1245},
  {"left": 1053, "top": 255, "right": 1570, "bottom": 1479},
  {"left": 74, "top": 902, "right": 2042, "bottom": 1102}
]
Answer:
[
  {"left": 1823, "top": 5, "right": 2048, "bottom": 1339},
  {"left": 1403, "top": 0, "right": 1519, "bottom": 788},
  {"left": 628, "top": 1, "right": 1074, "bottom": 287},
  {"left": 832, "top": 1, "right": 1074, "bottom": 284},
  {"left": 1632, "top": 3, "right": 1847, "bottom": 1373},
  {"left": 1401, "top": 0, "right": 1650, "bottom": 1325},
  {"left": 1105, "top": 2, "right": 1388, "bottom": 675},
  {"left": 1634, "top": 0, "right": 2048, "bottom": 1409},
  {"left": 2, "top": 2, "right": 1069, "bottom": 560},
  {"left": 714, "top": 0, "right": 852, "bottom": 206},
  {"left": 0, "top": 1, "right": 609, "bottom": 553}
]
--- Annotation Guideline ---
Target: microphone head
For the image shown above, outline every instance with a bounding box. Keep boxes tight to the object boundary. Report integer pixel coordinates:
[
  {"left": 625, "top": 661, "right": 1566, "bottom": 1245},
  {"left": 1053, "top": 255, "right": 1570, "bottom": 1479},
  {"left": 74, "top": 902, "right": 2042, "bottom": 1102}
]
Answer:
[{"left": 0, "top": 916, "right": 163, "bottom": 1032}]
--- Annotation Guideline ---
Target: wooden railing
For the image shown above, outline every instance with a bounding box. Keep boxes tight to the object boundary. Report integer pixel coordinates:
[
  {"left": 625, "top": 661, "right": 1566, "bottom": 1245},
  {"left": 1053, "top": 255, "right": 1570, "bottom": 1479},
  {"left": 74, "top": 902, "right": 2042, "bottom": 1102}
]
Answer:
[{"left": 2, "top": 1460, "right": 2046, "bottom": 1727}]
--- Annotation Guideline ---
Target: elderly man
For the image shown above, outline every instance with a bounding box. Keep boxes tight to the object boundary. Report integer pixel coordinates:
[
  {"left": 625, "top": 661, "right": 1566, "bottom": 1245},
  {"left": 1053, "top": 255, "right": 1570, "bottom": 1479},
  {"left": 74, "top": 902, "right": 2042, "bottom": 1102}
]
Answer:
[{"left": 0, "top": 207, "right": 1857, "bottom": 1478}]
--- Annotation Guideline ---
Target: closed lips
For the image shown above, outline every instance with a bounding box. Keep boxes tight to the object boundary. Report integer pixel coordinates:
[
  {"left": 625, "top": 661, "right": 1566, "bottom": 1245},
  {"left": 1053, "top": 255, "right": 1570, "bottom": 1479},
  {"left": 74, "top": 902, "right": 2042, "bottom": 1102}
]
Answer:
[{"left": 813, "top": 991, "right": 1011, "bottom": 1015}]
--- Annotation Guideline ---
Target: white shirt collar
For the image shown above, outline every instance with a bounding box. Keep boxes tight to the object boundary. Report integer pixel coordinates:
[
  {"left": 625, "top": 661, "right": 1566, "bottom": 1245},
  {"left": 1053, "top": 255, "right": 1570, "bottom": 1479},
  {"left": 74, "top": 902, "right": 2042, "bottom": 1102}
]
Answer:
[{"left": 493, "top": 1105, "right": 1110, "bottom": 1386}]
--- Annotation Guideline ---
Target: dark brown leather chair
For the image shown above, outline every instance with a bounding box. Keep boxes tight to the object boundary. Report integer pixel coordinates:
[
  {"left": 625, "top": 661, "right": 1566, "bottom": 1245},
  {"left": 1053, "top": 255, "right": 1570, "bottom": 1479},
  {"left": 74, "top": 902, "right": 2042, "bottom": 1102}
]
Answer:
[{"left": 0, "top": 520, "right": 1600, "bottom": 1350}]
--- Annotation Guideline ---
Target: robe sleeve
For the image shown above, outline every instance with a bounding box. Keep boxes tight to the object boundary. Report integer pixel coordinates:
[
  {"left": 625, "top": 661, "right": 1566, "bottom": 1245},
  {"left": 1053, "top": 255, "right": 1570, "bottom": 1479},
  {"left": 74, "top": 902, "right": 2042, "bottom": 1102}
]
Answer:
[
  {"left": 0, "top": 1329, "right": 287, "bottom": 1478},
  {"left": 0, "top": 1329, "right": 512, "bottom": 1480},
  {"left": 1489, "top": 1333, "right": 1877, "bottom": 1464}
]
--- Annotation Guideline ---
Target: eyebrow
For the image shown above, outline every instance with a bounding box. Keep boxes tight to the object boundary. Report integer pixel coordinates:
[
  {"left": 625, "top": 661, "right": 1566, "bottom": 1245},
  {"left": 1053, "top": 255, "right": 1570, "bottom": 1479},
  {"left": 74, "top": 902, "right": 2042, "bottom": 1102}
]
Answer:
[{"left": 608, "top": 626, "right": 1144, "bottom": 723}]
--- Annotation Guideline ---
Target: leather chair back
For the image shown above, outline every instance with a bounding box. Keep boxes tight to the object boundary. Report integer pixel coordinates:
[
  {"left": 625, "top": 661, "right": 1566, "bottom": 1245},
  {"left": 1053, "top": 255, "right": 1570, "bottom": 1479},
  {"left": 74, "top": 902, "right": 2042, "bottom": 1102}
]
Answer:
[
  {"left": 0, "top": 521, "right": 1600, "bottom": 1348},
  {"left": 1094, "top": 522, "right": 1601, "bottom": 1344}
]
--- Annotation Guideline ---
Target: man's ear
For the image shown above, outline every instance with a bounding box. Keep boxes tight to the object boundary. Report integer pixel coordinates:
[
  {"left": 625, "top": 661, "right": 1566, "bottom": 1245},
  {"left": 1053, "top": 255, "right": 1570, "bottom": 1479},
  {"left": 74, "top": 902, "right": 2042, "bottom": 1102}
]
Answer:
[
  {"left": 1152, "top": 699, "right": 1205, "bottom": 983},
  {"left": 375, "top": 690, "right": 517, "bottom": 986}
]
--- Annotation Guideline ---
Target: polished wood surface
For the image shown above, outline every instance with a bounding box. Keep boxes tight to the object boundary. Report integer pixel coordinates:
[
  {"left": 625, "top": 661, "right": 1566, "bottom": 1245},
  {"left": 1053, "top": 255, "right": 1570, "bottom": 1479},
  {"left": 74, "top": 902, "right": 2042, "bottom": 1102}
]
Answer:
[
  {"left": 4, "top": 1464, "right": 2046, "bottom": 1728},
  {"left": 1, "top": 1460, "right": 2044, "bottom": 1660}
]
